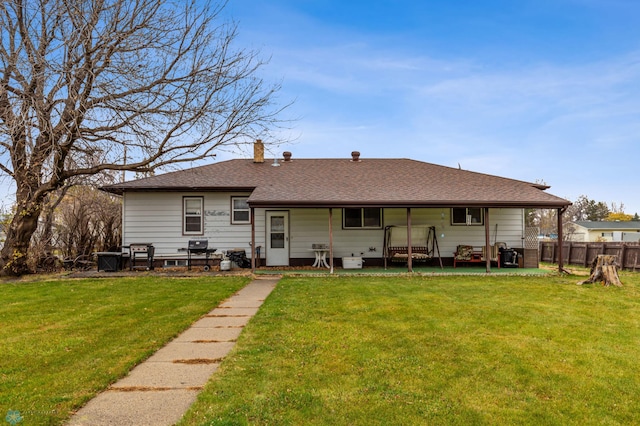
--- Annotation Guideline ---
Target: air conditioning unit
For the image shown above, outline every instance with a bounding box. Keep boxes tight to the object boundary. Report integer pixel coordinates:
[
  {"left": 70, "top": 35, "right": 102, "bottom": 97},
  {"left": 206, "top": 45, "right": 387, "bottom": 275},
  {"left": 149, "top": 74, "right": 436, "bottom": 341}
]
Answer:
[{"left": 342, "top": 256, "right": 363, "bottom": 269}]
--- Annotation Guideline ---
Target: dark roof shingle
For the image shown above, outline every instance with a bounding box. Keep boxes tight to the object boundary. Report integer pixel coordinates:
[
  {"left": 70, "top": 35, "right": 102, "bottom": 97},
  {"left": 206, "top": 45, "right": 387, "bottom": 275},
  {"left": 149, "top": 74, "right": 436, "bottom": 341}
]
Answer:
[{"left": 102, "top": 158, "right": 570, "bottom": 208}]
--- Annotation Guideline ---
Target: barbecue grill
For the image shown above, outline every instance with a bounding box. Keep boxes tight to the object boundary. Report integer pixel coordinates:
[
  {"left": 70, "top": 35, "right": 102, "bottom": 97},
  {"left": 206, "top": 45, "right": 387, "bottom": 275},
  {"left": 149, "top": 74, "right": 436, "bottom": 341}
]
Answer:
[
  {"left": 128, "top": 243, "right": 154, "bottom": 271},
  {"left": 187, "top": 240, "right": 216, "bottom": 271}
]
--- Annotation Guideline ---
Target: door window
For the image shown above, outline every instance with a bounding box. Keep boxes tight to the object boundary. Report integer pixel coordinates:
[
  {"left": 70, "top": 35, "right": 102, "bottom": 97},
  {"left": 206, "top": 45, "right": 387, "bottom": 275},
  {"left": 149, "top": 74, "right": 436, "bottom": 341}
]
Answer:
[{"left": 270, "top": 216, "right": 285, "bottom": 248}]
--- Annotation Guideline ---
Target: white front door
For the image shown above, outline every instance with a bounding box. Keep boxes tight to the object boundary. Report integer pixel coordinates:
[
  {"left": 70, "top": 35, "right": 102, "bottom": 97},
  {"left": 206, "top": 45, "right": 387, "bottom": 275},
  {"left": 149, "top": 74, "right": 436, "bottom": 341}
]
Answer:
[{"left": 266, "top": 211, "right": 289, "bottom": 266}]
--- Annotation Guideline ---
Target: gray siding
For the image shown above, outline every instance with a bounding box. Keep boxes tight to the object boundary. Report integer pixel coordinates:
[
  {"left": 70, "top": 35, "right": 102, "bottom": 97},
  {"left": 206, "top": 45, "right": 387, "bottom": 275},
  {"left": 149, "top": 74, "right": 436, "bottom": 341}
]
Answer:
[
  {"left": 123, "top": 192, "right": 259, "bottom": 257},
  {"left": 123, "top": 192, "right": 525, "bottom": 261}
]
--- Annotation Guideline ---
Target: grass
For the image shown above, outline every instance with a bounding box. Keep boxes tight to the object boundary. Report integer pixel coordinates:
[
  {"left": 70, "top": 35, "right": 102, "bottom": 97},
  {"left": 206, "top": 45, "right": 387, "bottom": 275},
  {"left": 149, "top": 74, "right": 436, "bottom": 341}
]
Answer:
[
  {"left": 179, "top": 271, "right": 640, "bottom": 425},
  {"left": 0, "top": 275, "right": 249, "bottom": 425}
]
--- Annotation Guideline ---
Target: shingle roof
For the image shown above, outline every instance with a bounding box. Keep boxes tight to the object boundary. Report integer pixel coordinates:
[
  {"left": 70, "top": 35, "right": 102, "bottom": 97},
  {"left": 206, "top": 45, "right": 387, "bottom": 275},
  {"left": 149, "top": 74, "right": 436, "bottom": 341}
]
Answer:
[
  {"left": 571, "top": 221, "right": 640, "bottom": 230},
  {"left": 102, "top": 157, "right": 570, "bottom": 208}
]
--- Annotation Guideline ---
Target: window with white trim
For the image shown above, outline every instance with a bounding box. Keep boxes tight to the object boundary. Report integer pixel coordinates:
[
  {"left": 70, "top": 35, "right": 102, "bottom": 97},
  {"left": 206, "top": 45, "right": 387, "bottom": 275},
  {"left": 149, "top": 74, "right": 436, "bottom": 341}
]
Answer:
[
  {"left": 231, "top": 196, "right": 250, "bottom": 224},
  {"left": 184, "top": 197, "right": 204, "bottom": 234},
  {"left": 343, "top": 207, "right": 382, "bottom": 229},
  {"left": 451, "top": 207, "right": 484, "bottom": 225}
]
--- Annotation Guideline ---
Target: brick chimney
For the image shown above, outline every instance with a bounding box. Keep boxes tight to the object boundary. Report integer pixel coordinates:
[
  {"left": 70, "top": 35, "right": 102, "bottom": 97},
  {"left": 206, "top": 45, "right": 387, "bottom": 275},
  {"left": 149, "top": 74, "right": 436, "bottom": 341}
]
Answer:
[{"left": 253, "top": 139, "right": 264, "bottom": 163}]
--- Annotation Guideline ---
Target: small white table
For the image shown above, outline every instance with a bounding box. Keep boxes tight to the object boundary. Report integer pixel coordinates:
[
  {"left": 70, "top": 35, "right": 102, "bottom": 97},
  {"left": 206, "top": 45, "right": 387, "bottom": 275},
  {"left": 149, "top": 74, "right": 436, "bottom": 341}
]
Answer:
[{"left": 310, "top": 248, "right": 330, "bottom": 268}]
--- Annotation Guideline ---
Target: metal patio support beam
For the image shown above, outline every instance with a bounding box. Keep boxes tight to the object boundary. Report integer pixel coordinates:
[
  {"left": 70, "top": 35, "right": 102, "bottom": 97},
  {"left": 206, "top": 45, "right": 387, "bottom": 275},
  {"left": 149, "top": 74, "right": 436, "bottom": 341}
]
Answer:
[
  {"left": 557, "top": 206, "right": 567, "bottom": 273},
  {"left": 407, "top": 207, "right": 413, "bottom": 273},
  {"left": 329, "top": 208, "right": 334, "bottom": 274},
  {"left": 485, "top": 207, "right": 491, "bottom": 273},
  {"left": 251, "top": 207, "right": 256, "bottom": 272}
]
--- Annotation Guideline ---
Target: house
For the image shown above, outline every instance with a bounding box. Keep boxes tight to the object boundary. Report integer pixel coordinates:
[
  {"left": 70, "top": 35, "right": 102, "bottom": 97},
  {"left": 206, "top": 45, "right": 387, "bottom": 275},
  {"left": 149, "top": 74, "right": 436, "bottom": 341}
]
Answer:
[
  {"left": 101, "top": 141, "right": 571, "bottom": 272},
  {"left": 567, "top": 221, "right": 640, "bottom": 242}
]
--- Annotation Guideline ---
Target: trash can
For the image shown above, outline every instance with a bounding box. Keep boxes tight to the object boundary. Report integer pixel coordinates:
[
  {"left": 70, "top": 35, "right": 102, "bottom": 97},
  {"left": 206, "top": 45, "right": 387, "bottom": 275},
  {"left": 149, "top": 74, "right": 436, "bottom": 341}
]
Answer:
[
  {"left": 96, "top": 252, "right": 122, "bottom": 272},
  {"left": 227, "top": 249, "right": 251, "bottom": 268},
  {"left": 499, "top": 248, "right": 519, "bottom": 268}
]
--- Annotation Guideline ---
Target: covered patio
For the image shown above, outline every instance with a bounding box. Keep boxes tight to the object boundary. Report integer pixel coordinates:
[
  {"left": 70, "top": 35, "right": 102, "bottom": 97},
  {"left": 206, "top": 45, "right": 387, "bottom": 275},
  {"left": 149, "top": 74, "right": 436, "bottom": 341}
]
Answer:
[{"left": 249, "top": 204, "right": 570, "bottom": 275}]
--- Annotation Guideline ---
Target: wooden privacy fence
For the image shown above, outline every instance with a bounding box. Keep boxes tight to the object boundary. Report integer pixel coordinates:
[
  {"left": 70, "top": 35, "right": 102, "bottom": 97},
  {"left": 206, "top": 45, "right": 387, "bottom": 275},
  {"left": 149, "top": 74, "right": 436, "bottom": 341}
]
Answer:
[{"left": 540, "top": 241, "right": 640, "bottom": 271}]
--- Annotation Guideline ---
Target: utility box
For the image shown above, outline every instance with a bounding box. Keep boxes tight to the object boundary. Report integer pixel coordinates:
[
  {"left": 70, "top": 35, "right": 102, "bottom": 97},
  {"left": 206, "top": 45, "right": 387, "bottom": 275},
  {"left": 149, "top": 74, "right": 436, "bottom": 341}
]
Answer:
[{"left": 342, "top": 256, "right": 363, "bottom": 269}]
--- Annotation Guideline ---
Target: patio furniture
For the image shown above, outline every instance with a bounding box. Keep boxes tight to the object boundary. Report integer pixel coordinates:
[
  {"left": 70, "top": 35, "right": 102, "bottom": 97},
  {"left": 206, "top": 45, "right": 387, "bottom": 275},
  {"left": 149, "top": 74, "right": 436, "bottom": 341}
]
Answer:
[
  {"left": 454, "top": 243, "right": 506, "bottom": 268},
  {"left": 310, "top": 243, "right": 330, "bottom": 268},
  {"left": 383, "top": 225, "right": 442, "bottom": 269},
  {"left": 63, "top": 254, "right": 96, "bottom": 271},
  {"left": 485, "top": 242, "right": 506, "bottom": 268},
  {"left": 453, "top": 245, "right": 482, "bottom": 268}
]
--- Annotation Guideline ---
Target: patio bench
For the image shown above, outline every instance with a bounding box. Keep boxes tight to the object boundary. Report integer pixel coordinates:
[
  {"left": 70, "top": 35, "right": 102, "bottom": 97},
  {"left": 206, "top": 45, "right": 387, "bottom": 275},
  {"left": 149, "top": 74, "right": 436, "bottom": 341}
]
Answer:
[
  {"left": 453, "top": 244, "right": 503, "bottom": 268},
  {"left": 383, "top": 225, "right": 442, "bottom": 269}
]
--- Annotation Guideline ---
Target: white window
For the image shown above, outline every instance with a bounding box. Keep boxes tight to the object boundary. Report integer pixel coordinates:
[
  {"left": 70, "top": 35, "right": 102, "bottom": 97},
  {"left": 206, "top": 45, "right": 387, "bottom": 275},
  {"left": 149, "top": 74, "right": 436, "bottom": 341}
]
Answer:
[
  {"left": 451, "top": 207, "right": 484, "bottom": 226},
  {"left": 183, "top": 197, "right": 203, "bottom": 234},
  {"left": 164, "top": 259, "right": 188, "bottom": 267},
  {"left": 343, "top": 208, "right": 382, "bottom": 229},
  {"left": 231, "top": 197, "right": 250, "bottom": 224}
]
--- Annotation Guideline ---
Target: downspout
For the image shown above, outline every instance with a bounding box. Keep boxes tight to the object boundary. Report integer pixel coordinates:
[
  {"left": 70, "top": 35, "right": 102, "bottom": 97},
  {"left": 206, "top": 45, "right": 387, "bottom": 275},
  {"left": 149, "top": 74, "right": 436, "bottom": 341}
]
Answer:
[
  {"left": 484, "top": 207, "right": 491, "bottom": 273},
  {"left": 329, "top": 208, "right": 334, "bottom": 274},
  {"left": 407, "top": 208, "right": 413, "bottom": 273},
  {"left": 121, "top": 193, "right": 127, "bottom": 249}
]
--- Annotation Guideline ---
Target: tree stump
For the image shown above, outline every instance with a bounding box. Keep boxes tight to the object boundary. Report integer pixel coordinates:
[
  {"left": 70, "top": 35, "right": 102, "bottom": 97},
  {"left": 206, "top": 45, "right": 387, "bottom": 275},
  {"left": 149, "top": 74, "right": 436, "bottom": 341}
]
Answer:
[{"left": 578, "top": 255, "right": 623, "bottom": 287}]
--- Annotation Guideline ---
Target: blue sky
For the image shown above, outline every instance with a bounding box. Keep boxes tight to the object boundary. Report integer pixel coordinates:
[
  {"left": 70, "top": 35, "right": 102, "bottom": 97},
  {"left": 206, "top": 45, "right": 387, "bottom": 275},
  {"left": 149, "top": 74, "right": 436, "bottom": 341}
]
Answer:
[
  {"left": 221, "top": 0, "right": 640, "bottom": 215},
  {"left": 1, "top": 0, "right": 638, "bottom": 215}
]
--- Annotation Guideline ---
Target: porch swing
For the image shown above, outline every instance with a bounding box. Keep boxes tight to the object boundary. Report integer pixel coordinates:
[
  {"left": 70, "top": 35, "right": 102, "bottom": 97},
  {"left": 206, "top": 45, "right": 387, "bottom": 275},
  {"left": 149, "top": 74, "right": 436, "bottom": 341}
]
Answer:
[{"left": 383, "top": 225, "right": 443, "bottom": 269}]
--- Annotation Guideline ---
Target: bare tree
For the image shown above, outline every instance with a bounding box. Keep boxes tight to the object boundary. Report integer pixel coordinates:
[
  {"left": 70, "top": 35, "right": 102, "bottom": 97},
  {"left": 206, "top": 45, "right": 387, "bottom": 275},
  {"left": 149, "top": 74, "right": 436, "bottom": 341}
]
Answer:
[
  {"left": 0, "top": 0, "right": 287, "bottom": 275},
  {"left": 565, "top": 195, "right": 610, "bottom": 222},
  {"left": 55, "top": 185, "right": 121, "bottom": 258},
  {"left": 528, "top": 195, "right": 617, "bottom": 241}
]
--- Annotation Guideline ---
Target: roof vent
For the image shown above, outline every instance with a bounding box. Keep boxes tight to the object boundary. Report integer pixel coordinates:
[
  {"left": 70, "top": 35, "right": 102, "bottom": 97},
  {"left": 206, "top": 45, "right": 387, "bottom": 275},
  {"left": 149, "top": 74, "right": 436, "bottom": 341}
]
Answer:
[
  {"left": 271, "top": 157, "right": 280, "bottom": 167},
  {"left": 351, "top": 151, "right": 361, "bottom": 162},
  {"left": 283, "top": 151, "right": 292, "bottom": 162}
]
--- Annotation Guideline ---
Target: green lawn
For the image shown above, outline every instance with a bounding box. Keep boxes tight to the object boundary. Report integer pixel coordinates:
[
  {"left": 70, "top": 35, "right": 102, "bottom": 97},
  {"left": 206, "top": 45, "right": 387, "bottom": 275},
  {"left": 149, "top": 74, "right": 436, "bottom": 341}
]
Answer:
[
  {"left": 180, "top": 272, "right": 640, "bottom": 425},
  {"left": 0, "top": 275, "right": 249, "bottom": 425}
]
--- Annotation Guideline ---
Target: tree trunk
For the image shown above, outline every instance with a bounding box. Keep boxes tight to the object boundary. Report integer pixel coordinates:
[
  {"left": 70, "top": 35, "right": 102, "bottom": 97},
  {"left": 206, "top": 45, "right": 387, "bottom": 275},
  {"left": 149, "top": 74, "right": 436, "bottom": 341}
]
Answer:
[
  {"left": 578, "top": 254, "right": 623, "bottom": 287},
  {"left": 0, "top": 199, "right": 43, "bottom": 276}
]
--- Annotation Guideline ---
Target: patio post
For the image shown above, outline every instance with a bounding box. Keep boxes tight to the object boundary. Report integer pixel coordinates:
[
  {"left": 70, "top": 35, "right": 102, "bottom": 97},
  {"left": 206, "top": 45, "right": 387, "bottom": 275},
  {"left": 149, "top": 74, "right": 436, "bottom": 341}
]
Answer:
[
  {"left": 329, "top": 208, "right": 334, "bottom": 274},
  {"left": 557, "top": 207, "right": 566, "bottom": 273},
  {"left": 485, "top": 207, "right": 491, "bottom": 273},
  {"left": 406, "top": 208, "right": 413, "bottom": 272},
  {"left": 250, "top": 207, "right": 256, "bottom": 272}
]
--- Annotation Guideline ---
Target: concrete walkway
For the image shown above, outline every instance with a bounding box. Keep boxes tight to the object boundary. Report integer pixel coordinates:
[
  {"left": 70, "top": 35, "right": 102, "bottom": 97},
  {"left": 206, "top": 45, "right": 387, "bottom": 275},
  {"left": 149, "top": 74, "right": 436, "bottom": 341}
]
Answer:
[{"left": 68, "top": 277, "right": 279, "bottom": 426}]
